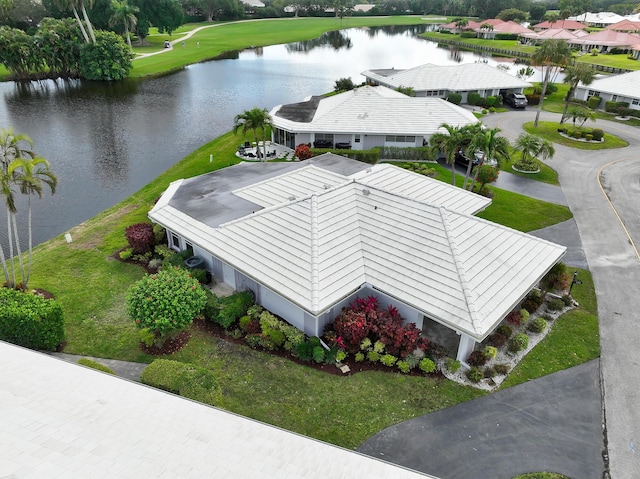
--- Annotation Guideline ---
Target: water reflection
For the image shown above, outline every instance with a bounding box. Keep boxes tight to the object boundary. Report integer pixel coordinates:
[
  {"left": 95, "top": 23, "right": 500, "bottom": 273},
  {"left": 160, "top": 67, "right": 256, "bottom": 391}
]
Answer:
[{"left": 286, "top": 30, "right": 352, "bottom": 53}]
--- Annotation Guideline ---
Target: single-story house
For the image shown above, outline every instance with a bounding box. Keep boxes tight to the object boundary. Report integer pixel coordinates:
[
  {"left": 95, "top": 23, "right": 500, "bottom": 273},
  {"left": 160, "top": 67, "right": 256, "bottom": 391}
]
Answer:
[
  {"left": 605, "top": 19, "right": 640, "bottom": 32},
  {"left": 362, "top": 63, "right": 531, "bottom": 105},
  {"left": 568, "top": 29, "right": 640, "bottom": 54},
  {"left": 520, "top": 27, "right": 589, "bottom": 45},
  {"left": 570, "top": 11, "right": 625, "bottom": 28},
  {"left": 574, "top": 69, "right": 640, "bottom": 110},
  {"left": 475, "top": 20, "right": 533, "bottom": 39},
  {"left": 149, "top": 155, "right": 566, "bottom": 362},
  {"left": 531, "top": 19, "right": 586, "bottom": 32},
  {"left": 268, "top": 85, "right": 479, "bottom": 150}
]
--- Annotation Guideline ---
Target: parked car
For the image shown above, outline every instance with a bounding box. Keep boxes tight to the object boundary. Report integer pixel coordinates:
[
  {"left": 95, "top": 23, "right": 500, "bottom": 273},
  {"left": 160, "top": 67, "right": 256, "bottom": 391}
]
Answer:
[
  {"left": 503, "top": 92, "right": 528, "bottom": 108},
  {"left": 454, "top": 150, "right": 498, "bottom": 168}
]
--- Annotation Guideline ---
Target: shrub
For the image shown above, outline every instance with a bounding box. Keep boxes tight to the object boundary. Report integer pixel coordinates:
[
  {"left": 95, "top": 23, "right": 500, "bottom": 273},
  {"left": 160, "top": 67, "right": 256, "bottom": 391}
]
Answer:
[
  {"left": 461, "top": 31, "right": 476, "bottom": 38},
  {"left": 591, "top": 128, "right": 604, "bottom": 141},
  {"left": 295, "top": 340, "right": 315, "bottom": 361},
  {"left": 294, "top": 143, "right": 312, "bottom": 160},
  {"left": 239, "top": 315, "right": 251, "bottom": 331},
  {"left": 215, "top": 290, "right": 254, "bottom": 329},
  {"left": 445, "top": 357, "right": 460, "bottom": 373},
  {"left": 585, "top": 134, "right": 593, "bottom": 141},
  {"left": 520, "top": 309, "right": 530, "bottom": 322},
  {"left": 489, "top": 107, "right": 496, "bottom": 113},
  {"left": 587, "top": 96, "right": 601, "bottom": 109},
  {"left": 80, "top": 30, "right": 133, "bottom": 80},
  {"left": 0, "top": 289, "right": 64, "bottom": 351},
  {"left": 125, "top": 222, "right": 155, "bottom": 254},
  {"left": 466, "top": 366, "right": 484, "bottom": 383},
  {"left": 542, "top": 314, "right": 554, "bottom": 322},
  {"left": 380, "top": 354, "right": 398, "bottom": 367},
  {"left": 247, "top": 304, "right": 264, "bottom": 320},
  {"left": 467, "top": 91, "right": 481, "bottom": 105},
  {"left": 355, "top": 352, "right": 365, "bottom": 362},
  {"left": 522, "top": 289, "right": 543, "bottom": 313},
  {"left": 525, "top": 93, "right": 540, "bottom": 105},
  {"left": 547, "top": 298, "right": 565, "bottom": 311},
  {"left": 508, "top": 333, "right": 529, "bottom": 353},
  {"left": 541, "top": 262, "right": 571, "bottom": 291},
  {"left": 373, "top": 340, "right": 385, "bottom": 354},
  {"left": 360, "top": 337, "right": 372, "bottom": 351},
  {"left": 513, "top": 156, "right": 540, "bottom": 172},
  {"left": 605, "top": 101, "right": 619, "bottom": 113},
  {"left": 447, "top": 92, "right": 462, "bottom": 105},
  {"left": 78, "top": 358, "right": 115, "bottom": 374},
  {"left": 485, "top": 96, "right": 496, "bottom": 108},
  {"left": 506, "top": 310, "right": 524, "bottom": 326},
  {"left": 419, "top": 357, "right": 436, "bottom": 374},
  {"left": 153, "top": 223, "right": 166, "bottom": 244},
  {"left": 397, "top": 360, "right": 411, "bottom": 373},
  {"left": 323, "top": 347, "right": 337, "bottom": 364},
  {"left": 562, "top": 294, "right": 573, "bottom": 306},
  {"left": 482, "top": 109, "right": 488, "bottom": 115},
  {"left": 367, "top": 350, "right": 380, "bottom": 362},
  {"left": 483, "top": 346, "right": 498, "bottom": 359},
  {"left": 334, "top": 77, "right": 354, "bottom": 92},
  {"left": 202, "top": 289, "right": 220, "bottom": 322},
  {"left": 119, "top": 248, "right": 134, "bottom": 260},
  {"left": 148, "top": 258, "right": 163, "bottom": 270},
  {"left": 263, "top": 327, "right": 286, "bottom": 348},
  {"left": 336, "top": 350, "right": 347, "bottom": 362},
  {"left": 154, "top": 244, "right": 174, "bottom": 258},
  {"left": 190, "top": 268, "right": 207, "bottom": 285},
  {"left": 527, "top": 317, "right": 547, "bottom": 334},
  {"left": 312, "top": 346, "right": 325, "bottom": 363},
  {"left": 494, "top": 363, "right": 509, "bottom": 375},
  {"left": 484, "top": 367, "right": 496, "bottom": 378},
  {"left": 141, "top": 359, "right": 222, "bottom": 406},
  {"left": 127, "top": 267, "right": 207, "bottom": 341},
  {"left": 496, "top": 324, "right": 513, "bottom": 338},
  {"left": 139, "top": 328, "right": 156, "bottom": 347},
  {"left": 488, "top": 333, "right": 507, "bottom": 347},
  {"left": 467, "top": 350, "right": 488, "bottom": 367}
]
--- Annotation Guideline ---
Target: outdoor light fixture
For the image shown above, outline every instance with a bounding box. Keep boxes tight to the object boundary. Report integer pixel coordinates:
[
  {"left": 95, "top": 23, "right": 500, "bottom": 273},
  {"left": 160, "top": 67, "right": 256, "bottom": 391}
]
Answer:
[{"left": 569, "top": 271, "right": 582, "bottom": 294}]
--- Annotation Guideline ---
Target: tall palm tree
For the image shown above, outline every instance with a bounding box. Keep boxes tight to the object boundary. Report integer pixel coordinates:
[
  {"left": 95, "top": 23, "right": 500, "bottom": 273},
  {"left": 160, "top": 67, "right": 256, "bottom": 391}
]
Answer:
[
  {"left": 109, "top": 0, "right": 139, "bottom": 49},
  {"left": 429, "top": 123, "right": 474, "bottom": 186},
  {"left": 54, "top": 0, "right": 96, "bottom": 43},
  {"left": 233, "top": 108, "right": 273, "bottom": 162},
  {"left": 0, "top": 128, "right": 35, "bottom": 287},
  {"left": 466, "top": 127, "right": 511, "bottom": 191},
  {"left": 531, "top": 39, "right": 572, "bottom": 127},
  {"left": 453, "top": 17, "right": 468, "bottom": 35},
  {"left": 514, "top": 132, "right": 555, "bottom": 165},
  {"left": 561, "top": 63, "right": 596, "bottom": 124},
  {"left": 12, "top": 157, "right": 57, "bottom": 290}
]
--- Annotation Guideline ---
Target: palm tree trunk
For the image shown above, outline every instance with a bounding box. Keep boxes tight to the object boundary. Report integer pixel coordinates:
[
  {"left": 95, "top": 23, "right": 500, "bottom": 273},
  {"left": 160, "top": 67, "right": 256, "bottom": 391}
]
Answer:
[
  {"left": 125, "top": 22, "right": 132, "bottom": 49},
  {"left": 534, "top": 67, "right": 551, "bottom": 127},
  {"left": 7, "top": 209, "right": 15, "bottom": 287},
  {"left": 468, "top": 155, "right": 485, "bottom": 192},
  {"left": 450, "top": 155, "right": 456, "bottom": 185},
  {"left": 560, "top": 85, "right": 576, "bottom": 124},
  {"left": 81, "top": 3, "right": 96, "bottom": 43},
  {"left": 462, "top": 158, "right": 473, "bottom": 190},
  {"left": 11, "top": 214, "right": 25, "bottom": 290},
  {"left": 25, "top": 197, "right": 33, "bottom": 290},
  {"left": 72, "top": 7, "right": 90, "bottom": 43},
  {"left": 0, "top": 239, "right": 11, "bottom": 286}
]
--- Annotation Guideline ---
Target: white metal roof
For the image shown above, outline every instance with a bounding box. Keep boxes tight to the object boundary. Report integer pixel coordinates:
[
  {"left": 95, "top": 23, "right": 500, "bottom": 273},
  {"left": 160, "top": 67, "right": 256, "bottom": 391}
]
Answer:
[
  {"left": 270, "top": 85, "right": 479, "bottom": 136},
  {"left": 0, "top": 341, "right": 435, "bottom": 479},
  {"left": 362, "top": 63, "right": 532, "bottom": 93},
  {"left": 577, "top": 69, "right": 640, "bottom": 98},
  {"left": 150, "top": 161, "right": 564, "bottom": 340},
  {"left": 571, "top": 11, "right": 625, "bottom": 25}
]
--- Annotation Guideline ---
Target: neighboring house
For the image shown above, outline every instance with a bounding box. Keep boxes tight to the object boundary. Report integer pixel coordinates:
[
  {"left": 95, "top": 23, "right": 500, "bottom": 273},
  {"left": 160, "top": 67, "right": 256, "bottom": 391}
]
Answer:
[
  {"left": 268, "top": 85, "right": 479, "bottom": 150},
  {"left": 149, "top": 155, "right": 566, "bottom": 362},
  {"left": 574, "top": 69, "right": 640, "bottom": 110},
  {"left": 439, "top": 18, "right": 506, "bottom": 34},
  {"left": 568, "top": 29, "right": 640, "bottom": 54},
  {"left": 531, "top": 19, "right": 586, "bottom": 31},
  {"left": 362, "top": 63, "right": 531, "bottom": 104},
  {"left": 475, "top": 20, "right": 533, "bottom": 39},
  {"left": 520, "top": 28, "right": 589, "bottom": 44},
  {"left": 605, "top": 19, "right": 640, "bottom": 32},
  {"left": 571, "top": 11, "right": 626, "bottom": 28}
]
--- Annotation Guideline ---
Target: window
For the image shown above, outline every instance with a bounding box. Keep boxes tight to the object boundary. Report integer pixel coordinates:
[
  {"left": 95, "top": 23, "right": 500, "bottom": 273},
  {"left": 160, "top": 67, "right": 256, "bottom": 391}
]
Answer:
[
  {"left": 355, "top": 135, "right": 361, "bottom": 143},
  {"left": 385, "top": 135, "right": 416, "bottom": 143},
  {"left": 612, "top": 95, "right": 618, "bottom": 102},
  {"left": 315, "top": 133, "right": 333, "bottom": 141},
  {"left": 632, "top": 99, "right": 639, "bottom": 106},
  {"left": 170, "top": 232, "right": 180, "bottom": 250}
]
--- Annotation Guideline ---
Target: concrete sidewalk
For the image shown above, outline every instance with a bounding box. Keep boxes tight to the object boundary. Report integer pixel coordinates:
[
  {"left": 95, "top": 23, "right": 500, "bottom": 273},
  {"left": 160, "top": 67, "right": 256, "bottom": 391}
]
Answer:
[{"left": 47, "top": 352, "right": 147, "bottom": 382}]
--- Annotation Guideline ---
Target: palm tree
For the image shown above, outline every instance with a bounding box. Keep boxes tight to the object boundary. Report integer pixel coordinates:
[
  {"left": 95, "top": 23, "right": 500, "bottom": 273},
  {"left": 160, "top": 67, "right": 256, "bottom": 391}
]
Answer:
[
  {"left": 466, "top": 127, "right": 511, "bottom": 191},
  {"left": 233, "top": 108, "right": 273, "bottom": 162},
  {"left": 453, "top": 17, "right": 468, "bottom": 35},
  {"left": 429, "top": 123, "right": 473, "bottom": 186},
  {"left": 514, "top": 132, "right": 555, "bottom": 165},
  {"left": 54, "top": 0, "right": 96, "bottom": 44},
  {"left": 560, "top": 63, "right": 596, "bottom": 124},
  {"left": 0, "top": 128, "right": 35, "bottom": 287},
  {"left": 109, "top": 0, "right": 139, "bottom": 49},
  {"left": 12, "top": 157, "right": 57, "bottom": 290},
  {"left": 567, "top": 106, "right": 596, "bottom": 129},
  {"left": 531, "top": 39, "right": 573, "bottom": 127}
]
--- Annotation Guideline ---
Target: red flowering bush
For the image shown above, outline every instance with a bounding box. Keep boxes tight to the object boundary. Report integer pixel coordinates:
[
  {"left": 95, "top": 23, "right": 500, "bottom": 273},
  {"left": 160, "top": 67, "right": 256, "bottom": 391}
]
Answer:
[
  {"left": 125, "top": 222, "right": 155, "bottom": 254},
  {"left": 476, "top": 165, "right": 499, "bottom": 192},
  {"left": 294, "top": 143, "right": 312, "bottom": 160},
  {"left": 329, "top": 296, "right": 428, "bottom": 356}
]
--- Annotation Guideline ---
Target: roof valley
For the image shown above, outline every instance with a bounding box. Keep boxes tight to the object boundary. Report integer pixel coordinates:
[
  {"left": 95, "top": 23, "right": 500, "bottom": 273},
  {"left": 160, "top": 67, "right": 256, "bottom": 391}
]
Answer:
[{"left": 439, "top": 206, "right": 481, "bottom": 334}]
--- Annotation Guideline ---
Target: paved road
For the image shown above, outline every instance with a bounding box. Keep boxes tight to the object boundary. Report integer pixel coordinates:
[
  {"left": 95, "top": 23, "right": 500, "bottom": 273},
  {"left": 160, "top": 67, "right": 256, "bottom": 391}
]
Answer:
[
  {"left": 483, "top": 109, "right": 640, "bottom": 479},
  {"left": 359, "top": 360, "right": 603, "bottom": 479}
]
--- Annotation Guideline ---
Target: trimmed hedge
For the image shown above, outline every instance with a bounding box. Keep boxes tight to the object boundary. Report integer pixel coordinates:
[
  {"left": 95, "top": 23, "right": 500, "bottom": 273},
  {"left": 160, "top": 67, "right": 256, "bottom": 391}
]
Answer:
[
  {"left": 0, "top": 288, "right": 64, "bottom": 351},
  {"left": 447, "top": 92, "right": 462, "bottom": 105},
  {"left": 377, "top": 146, "right": 432, "bottom": 161},
  {"left": 310, "top": 148, "right": 379, "bottom": 164},
  {"left": 215, "top": 290, "right": 254, "bottom": 329},
  {"left": 587, "top": 96, "right": 601, "bottom": 109},
  {"left": 141, "top": 359, "right": 222, "bottom": 406}
]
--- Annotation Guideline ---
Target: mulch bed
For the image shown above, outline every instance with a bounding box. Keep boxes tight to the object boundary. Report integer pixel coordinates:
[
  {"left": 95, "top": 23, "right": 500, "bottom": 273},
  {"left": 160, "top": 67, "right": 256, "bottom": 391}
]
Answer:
[
  {"left": 193, "top": 318, "right": 436, "bottom": 378},
  {"left": 113, "top": 249, "right": 159, "bottom": 275},
  {"left": 139, "top": 330, "right": 191, "bottom": 356}
]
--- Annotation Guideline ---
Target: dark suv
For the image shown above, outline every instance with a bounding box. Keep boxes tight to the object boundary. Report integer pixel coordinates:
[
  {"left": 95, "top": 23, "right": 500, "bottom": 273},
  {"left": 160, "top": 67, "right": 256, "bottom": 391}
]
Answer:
[{"left": 503, "top": 92, "right": 528, "bottom": 108}]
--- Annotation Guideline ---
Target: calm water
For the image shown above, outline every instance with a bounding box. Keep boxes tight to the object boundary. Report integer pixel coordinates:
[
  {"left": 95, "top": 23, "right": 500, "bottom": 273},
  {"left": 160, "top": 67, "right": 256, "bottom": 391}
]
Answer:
[{"left": 0, "top": 25, "right": 527, "bottom": 249}]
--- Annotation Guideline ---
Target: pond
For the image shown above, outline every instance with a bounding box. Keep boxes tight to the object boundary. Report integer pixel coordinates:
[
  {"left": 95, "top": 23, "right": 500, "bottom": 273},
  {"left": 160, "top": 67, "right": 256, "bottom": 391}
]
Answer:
[{"left": 0, "top": 24, "right": 528, "bottom": 250}]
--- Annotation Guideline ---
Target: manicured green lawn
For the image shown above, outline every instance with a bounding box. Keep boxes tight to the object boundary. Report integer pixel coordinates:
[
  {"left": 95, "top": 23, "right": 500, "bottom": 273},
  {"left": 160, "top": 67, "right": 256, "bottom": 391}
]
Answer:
[
  {"left": 430, "top": 163, "right": 571, "bottom": 232},
  {"left": 523, "top": 121, "right": 629, "bottom": 149},
  {"left": 131, "top": 16, "right": 440, "bottom": 78},
  {"left": 420, "top": 32, "right": 536, "bottom": 55},
  {"left": 575, "top": 53, "right": 640, "bottom": 71}
]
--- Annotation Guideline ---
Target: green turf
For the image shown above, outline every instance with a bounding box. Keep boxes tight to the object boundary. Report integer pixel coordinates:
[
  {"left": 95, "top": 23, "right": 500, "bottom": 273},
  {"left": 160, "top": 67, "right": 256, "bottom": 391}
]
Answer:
[{"left": 523, "top": 121, "right": 629, "bottom": 149}]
